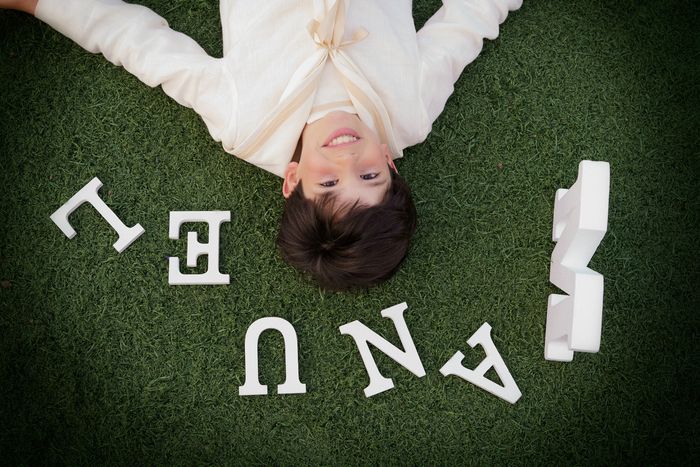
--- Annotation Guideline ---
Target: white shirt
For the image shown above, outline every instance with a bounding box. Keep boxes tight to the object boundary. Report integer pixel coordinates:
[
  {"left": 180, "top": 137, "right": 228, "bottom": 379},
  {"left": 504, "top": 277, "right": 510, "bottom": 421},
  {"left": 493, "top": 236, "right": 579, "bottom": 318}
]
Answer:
[
  {"left": 307, "top": 62, "right": 358, "bottom": 125},
  {"left": 35, "top": 0, "right": 523, "bottom": 177}
]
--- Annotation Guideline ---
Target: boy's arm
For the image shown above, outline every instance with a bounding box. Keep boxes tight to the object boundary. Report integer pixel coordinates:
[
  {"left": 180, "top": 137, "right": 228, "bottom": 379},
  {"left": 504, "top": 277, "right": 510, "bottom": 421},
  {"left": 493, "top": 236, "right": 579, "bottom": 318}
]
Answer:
[
  {"left": 32, "top": 0, "right": 233, "bottom": 142},
  {"left": 417, "top": 0, "right": 523, "bottom": 126}
]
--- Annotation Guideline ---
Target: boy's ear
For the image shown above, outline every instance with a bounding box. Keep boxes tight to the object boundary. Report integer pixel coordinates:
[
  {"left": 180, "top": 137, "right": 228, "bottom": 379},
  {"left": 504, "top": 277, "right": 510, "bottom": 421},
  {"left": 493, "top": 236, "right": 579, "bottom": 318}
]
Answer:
[
  {"left": 383, "top": 145, "right": 398, "bottom": 173},
  {"left": 282, "top": 162, "right": 299, "bottom": 198}
]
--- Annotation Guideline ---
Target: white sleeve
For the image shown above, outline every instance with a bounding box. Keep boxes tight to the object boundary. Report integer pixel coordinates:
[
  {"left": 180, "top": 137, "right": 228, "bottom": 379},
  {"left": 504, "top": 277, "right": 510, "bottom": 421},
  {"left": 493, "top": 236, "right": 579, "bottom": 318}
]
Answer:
[
  {"left": 417, "top": 0, "right": 523, "bottom": 125},
  {"left": 35, "top": 0, "right": 233, "bottom": 142}
]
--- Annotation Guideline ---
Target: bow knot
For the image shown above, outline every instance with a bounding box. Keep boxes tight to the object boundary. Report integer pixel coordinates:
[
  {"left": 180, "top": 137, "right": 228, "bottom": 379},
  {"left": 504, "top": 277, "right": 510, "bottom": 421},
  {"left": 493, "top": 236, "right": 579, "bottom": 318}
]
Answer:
[{"left": 307, "top": 0, "right": 368, "bottom": 54}]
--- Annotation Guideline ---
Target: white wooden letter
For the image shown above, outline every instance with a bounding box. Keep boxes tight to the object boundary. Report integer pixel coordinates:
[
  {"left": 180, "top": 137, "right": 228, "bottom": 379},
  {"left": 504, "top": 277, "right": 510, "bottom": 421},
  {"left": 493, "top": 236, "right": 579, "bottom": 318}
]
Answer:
[
  {"left": 168, "top": 211, "right": 230, "bottom": 285},
  {"left": 339, "top": 302, "right": 425, "bottom": 398},
  {"left": 546, "top": 160, "right": 610, "bottom": 361},
  {"left": 440, "top": 322, "right": 522, "bottom": 404},
  {"left": 50, "top": 177, "right": 144, "bottom": 253},
  {"left": 238, "top": 317, "right": 307, "bottom": 396}
]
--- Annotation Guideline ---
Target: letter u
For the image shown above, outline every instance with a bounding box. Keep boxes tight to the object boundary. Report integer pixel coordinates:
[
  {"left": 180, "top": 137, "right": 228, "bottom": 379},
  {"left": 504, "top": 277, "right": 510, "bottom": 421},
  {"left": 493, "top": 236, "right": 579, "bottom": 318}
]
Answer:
[{"left": 238, "top": 317, "right": 307, "bottom": 396}]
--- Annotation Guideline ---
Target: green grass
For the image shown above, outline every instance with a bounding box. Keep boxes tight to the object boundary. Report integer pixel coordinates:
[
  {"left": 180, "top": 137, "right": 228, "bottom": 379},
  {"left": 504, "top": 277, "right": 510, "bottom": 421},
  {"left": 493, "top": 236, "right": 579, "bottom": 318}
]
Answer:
[{"left": 1, "top": 0, "right": 698, "bottom": 464}]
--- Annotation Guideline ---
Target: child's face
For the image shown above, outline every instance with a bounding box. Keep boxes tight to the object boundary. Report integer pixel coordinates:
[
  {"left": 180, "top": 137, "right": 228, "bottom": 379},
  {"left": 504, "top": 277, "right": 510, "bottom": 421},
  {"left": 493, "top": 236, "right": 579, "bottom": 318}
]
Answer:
[{"left": 282, "top": 111, "right": 396, "bottom": 207}]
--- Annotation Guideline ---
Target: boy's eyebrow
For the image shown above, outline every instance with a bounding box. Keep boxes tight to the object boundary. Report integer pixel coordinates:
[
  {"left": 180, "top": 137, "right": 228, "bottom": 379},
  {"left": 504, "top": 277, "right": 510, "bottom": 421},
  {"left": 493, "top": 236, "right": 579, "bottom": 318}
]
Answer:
[
  {"left": 313, "top": 177, "right": 388, "bottom": 197},
  {"left": 315, "top": 187, "right": 338, "bottom": 196},
  {"left": 367, "top": 179, "right": 386, "bottom": 187}
]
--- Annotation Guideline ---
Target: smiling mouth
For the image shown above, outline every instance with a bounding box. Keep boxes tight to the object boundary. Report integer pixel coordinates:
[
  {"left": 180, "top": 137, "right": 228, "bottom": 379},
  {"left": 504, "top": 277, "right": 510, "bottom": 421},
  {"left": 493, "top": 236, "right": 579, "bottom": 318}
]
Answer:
[
  {"left": 327, "top": 135, "right": 359, "bottom": 147},
  {"left": 323, "top": 128, "right": 361, "bottom": 148}
]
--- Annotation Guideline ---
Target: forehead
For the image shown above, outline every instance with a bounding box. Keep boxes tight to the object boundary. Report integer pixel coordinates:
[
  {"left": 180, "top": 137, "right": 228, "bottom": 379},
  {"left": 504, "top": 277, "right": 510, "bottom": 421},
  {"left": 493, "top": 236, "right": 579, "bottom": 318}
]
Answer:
[{"left": 334, "top": 181, "right": 390, "bottom": 206}]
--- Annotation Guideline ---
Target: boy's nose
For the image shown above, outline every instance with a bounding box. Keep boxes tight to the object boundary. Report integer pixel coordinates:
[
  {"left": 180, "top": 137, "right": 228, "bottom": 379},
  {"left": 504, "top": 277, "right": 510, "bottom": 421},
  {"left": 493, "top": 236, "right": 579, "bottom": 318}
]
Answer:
[{"left": 335, "top": 149, "right": 358, "bottom": 160}]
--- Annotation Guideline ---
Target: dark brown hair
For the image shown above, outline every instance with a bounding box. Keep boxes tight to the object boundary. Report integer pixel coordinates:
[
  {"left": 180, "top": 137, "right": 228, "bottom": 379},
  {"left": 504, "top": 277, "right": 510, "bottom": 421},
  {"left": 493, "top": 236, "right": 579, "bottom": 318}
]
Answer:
[{"left": 277, "top": 170, "right": 416, "bottom": 291}]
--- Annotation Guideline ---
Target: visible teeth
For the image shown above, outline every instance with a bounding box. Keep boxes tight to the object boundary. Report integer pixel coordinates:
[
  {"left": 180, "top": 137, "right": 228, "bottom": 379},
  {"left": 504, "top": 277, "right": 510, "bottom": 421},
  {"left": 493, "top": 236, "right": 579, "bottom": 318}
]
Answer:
[{"left": 328, "top": 135, "right": 358, "bottom": 146}]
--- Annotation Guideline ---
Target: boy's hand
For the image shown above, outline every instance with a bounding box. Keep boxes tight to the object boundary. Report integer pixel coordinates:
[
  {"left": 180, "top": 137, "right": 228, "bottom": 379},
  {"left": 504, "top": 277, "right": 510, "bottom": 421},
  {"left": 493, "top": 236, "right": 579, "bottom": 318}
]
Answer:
[{"left": 0, "top": 0, "right": 38, "bottom": 15}]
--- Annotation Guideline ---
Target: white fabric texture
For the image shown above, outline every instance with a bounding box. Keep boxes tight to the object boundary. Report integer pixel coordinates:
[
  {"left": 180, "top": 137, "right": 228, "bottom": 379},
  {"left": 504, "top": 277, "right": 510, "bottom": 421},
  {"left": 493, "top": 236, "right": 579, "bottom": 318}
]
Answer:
[
  {"left": 306, "top": 63, "right": 358, "bottom": 125},
  {"left": 35, "top": 0, "right": 522, "bottom": 177}
]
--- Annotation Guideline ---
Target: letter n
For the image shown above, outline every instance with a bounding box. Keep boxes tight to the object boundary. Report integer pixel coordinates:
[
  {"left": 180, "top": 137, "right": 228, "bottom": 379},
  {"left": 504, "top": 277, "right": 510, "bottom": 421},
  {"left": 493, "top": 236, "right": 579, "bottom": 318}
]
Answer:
[{"left": 339, "top": 302, "right": 425, "bottom": 397}]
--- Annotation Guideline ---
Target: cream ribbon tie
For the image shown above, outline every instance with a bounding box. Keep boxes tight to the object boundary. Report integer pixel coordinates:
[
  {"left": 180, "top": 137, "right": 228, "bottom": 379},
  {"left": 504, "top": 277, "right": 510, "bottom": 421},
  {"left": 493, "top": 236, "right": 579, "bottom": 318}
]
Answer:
[
  {"left": 307, "top": 0, "right": 368, "bottom": 55},
  {"left": 235, "top": 0, "right": 380, "bottom": 162}
]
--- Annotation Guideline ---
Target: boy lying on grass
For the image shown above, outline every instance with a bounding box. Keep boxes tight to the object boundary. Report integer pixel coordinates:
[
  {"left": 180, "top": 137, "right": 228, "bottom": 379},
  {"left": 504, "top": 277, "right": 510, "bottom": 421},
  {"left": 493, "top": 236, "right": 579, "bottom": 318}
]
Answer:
[{"left": 2, "top": 0, "right": 522, "bottom": 290}]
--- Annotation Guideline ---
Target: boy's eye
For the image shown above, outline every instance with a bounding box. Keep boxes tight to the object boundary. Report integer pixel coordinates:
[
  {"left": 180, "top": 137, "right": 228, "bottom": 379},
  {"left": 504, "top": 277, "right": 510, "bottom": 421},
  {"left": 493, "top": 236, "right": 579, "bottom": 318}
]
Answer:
[
  {"left": 361, "top": 173, "right": 379, "bottom": 180},
  {"left": 320, "top": 180, "right": 338, "bottom": 187}
]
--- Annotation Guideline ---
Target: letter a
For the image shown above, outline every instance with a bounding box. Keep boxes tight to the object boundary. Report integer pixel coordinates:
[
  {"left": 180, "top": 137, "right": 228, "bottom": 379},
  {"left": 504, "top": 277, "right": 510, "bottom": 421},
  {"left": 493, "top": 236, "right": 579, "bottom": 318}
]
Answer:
[
  {"left": 440, "top": 323, "right": 522, "bottom": 404},
  {"left": 339, "top": 302, "right": 425, "bottom": 397},
  {"left": 50, "top": 177, "right": 144, "bottom": 253},
  {"left": 238, "top": 317, "right": 306, "bottom": 396}
]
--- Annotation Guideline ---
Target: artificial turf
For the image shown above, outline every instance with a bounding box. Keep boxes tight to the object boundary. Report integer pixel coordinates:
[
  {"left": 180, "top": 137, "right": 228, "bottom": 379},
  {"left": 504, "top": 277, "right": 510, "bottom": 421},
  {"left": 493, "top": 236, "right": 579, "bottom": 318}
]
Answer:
[{"left": 1, "top": 0, "right": 698, "bottom": 464}]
